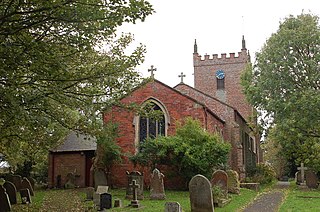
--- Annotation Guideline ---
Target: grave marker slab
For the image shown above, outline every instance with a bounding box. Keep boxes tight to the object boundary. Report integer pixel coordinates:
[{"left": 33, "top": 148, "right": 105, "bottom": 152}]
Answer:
[
  {"left": 129, "top": 180, "right": 140, "bottom": 208},
  {"left": 297, "top": 163, "right": 308, "bottom": 185},
  {"left": 100, "top": 193, "right": 112, "bottom": 210},
  {"left": 114, "top": 199, "right": 122, "bottom": 208},
  {"left": 3, "top": 181, "right": 17, "bottom": 205},
  {"left": 27, "top": 177, "right": 35, "bottom": 191},
  {"left": 295, "top": 171, "right": 302, "bottom": 185},
  {"left": 189, "top": 174, "right": 214, "bottom": 212},
  {"left": 94, "top": 169, "right": 108, "bottom": 190},
  {"left": 20, "top": 188, "right": 32, "bottom": 204},
  {"left": 165, "top": 202, "right": 182, "bottom": 212},
  {"left": 21, "top": 177, "right": 34, "bottom": 196},
  {"left": 12, "top": 175, "right": 22, "bottom": 191},
  {"left": 86, "top": 187, "right": 95, "bottom": 200},
  {"left": 211, "top": 170, "right": 228, "bottom": 197},
  {"left": 150, "top": 168, "right": 165, "bottom": 200},
  {"left": 0, "top": 185, "right": 11, "bottom": 211},
  {"left": 226, "top": 170, "right": 240, "bottom": 194},
  {"left": 306, "top": 170, "right": 319, "bottom": 189},
  {"left": 126, "top": 171, "right": 144, "bottom": 200}
]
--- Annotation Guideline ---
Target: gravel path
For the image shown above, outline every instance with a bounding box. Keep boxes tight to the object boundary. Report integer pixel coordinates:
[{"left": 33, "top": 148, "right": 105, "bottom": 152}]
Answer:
[{"left": 242, "top": 181, "right": 290, "bottom": 212}]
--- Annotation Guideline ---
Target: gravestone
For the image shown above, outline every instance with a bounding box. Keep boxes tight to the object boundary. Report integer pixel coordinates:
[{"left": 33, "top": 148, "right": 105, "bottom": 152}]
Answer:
[
  {"left": 165, "top": 202, "right": 182, "bottom": 212},
  {"left": 3, "top": 181, "right": 17, "bottom": 205},
  {"left": 295, "top": 171, "right": 302, "bottom": 185},
  {"left": 226, "top": 170, "right": 240, "bottom": 194},
  {"left": 0, "top": 185, "right": 11, "bottom": 211},
  {"left": 100, "top": 193, "right": 112, "bottom": 210},
  {"left": 93, "top": 185, "right": 109, "bottom": 207},
  {"left": 306, "top": 170, "right": 319, "bottom": 189},
  {"left": 129, "top": 180, "right": 140, "bottom": 208},
  {"left": 211, "top": 170, "right": 228, "bottom": 197},
  {"left": 189, "top": 174, "right": 214, "bottom": 212},
  {"left": 86, "top": 187, "right": 95, "bottom": 200},
  {"left": 11, "top": 175, "right": 22, "bottom": 191},
  {"left": 126, "top": 171, "right": 144, "bottom": 200},
  {"left": 64, "top": 173, "right": 76, "bottom": 189},
  {"left": 21, "top": 177, "right": 34, "bottom": 196},
  {"left": 297, "top": 163, "right": 308, "bottom": 185},
  {"left": 114, "top": 199, "right": 122, "bottom": 208},
  {"left": 94, "top": 169, "right": 108, "bottom": 190},
  {"left": 56, "top": 175, "right": 62, "bottom": 188},
  {"left": 20, "top": 188, "right": 32, "bottom": 204},
  {"left": 27, "top": 177, "right": 35, "bottom": 191},
  {"left": 150, "top": 168, "right": 165, "bottom": 200}
]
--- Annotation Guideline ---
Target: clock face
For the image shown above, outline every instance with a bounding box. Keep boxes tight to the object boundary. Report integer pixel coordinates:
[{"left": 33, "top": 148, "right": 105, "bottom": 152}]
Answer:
[{"left": 216, "top": 70, "right": 225, "bottom": 79}]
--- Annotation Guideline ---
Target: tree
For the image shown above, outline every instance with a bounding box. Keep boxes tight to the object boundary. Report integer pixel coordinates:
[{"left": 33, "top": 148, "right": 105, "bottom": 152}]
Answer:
[
  {"left": 241, "top": 13, "right": 320, "bottom": 139},
  {"left": 0, "top": 0, "right": 153, "bottom": 168},
  {"left": 130, "top": 118, "right": 231, "bottom": 186}
]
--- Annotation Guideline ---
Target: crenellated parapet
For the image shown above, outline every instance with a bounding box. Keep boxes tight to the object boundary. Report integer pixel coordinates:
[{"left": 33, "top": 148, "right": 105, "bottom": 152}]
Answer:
[{"left": 193, "top": 49, "right": 250, "bottom": 66}]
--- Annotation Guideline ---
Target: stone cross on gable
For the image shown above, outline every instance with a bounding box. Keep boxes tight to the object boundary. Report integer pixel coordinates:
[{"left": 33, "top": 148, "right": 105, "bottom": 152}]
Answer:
[
  {"left": 178, "top": 72, "right": 186, "bottom": 83},
  {"left": 148, "top": 65, "right": 157, "bottom": 79},
  {"left": 297, "top": 162, "right": 308, "bottom": 184},
  {"left": 129, "top": 180, "right": 140, "bottom": 208}
]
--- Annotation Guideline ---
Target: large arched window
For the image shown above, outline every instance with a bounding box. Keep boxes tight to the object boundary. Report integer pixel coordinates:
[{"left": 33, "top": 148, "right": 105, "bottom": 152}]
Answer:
[{"left": 139, "top": 103, "right": 165, "bottom": 142}]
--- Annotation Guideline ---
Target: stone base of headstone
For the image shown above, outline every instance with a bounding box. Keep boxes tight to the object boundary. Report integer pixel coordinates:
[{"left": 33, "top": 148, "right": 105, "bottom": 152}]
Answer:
[
  {"left": 298, "top": 183, "right": 309, "bottom": 190},
  {"left": 114, "top": 199, "right": 122, "bottom": 208},
  {"left": 215, "top": 197, "right": 231, "bottom": 208},
  {"left": 130, "top": 200, "right": 140, "bottom": 208},
  {"left": 165, "top": 202, "right": 182, "bottom": 212},
  {"left": 150, "top": 193, "right": 166, "bottom": 200}
]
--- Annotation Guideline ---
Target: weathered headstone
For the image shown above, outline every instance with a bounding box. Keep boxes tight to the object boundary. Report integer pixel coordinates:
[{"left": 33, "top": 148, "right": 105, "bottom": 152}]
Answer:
[
  {"left": 150, "top": 168, "right": 165, "bottom": 200},
  {"left": 56, "top": 175, "right": 62, "bottom": 188},
  {"left": 165, "top": 202, "right": 182, "bottom": 212},
  {"left": 126, "top": 171, "right": 144, "bottom": 200},
  {"left": 129, "top": 180, "right": 140, "bottom": 208},
  {"left": 297, "top": 163, "right": 308, "bottom": 185},
  {"left": 211, "top": 170, "right": 228, "bottom": 197},
  {"left": 100, "top": 193, "right": 112, "bottom": 210},
  {"left": 3, "top": 181, "right": 17, "bottom": 205},
  {"left": 0, "top": 185, "right": 11, "bottom": 211},
  {"left": 86, "top": 187, "right": 95, "bottom": 200},
  {"left": 64, "top": 173, "right": 76, "bottom": 189},
  {"left": 189, "top": 174, "right": 214, "bottom": 212},
  {"left": 114, "top": 199, "right": 122, "bottom": 208},
  {"left": 306, "top": 170, "right": 319, "bottom": 189},
  {"left": 93, "top": 185, "right": 109, "bottom": 207},
  {"left": 295, "top": 171, "right": 302, "bottom": 185},
  {"left": 27, "top": 177, "right": 35, "bottom": 191},
  {"left": 226, "top": 170, "right": 240, "bottom": 194},
  {"left": 94, "top": 169, "right": 108, "bottom": 190},
  {"left": 11, "top": 175, "right": 22, "bottom": 191},
  {"left": 20, "top": 188, "right": 32, "bottom": 204},
  {"left": 21, "top": 177, "right": 34, "bottom": 196}
]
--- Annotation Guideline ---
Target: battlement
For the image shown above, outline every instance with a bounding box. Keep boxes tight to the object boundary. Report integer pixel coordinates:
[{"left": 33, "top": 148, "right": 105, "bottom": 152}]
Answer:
[{"left": 193, "top": 49, "right": 250, "bottom": 66}]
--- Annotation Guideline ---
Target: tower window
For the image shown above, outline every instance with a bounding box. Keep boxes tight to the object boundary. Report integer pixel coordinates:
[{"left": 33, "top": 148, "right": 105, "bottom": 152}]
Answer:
[{"left": 217, "top": 78, "right": 225, "bottom": 89}]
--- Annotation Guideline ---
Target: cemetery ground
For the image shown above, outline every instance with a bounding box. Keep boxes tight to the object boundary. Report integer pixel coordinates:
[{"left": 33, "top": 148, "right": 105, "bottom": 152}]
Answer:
[{"left": 9, "top": 181, "right": 320, "bottom": 211}]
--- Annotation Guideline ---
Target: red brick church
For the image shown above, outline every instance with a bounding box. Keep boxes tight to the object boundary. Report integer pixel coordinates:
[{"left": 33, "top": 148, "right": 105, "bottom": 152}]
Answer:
[{"left": 103, "top": 37, "right": 262, "bottom": 188}]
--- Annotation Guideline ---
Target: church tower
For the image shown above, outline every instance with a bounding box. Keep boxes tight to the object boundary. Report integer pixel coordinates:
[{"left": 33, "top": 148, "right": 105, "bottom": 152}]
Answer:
[{"left": 193, "top": 36, "right": 253, "bottom": 121}]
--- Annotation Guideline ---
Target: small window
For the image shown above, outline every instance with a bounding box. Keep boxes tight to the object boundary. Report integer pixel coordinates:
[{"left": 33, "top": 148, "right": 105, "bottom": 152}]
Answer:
[{"left": 217, "top": 78, "right": 225, "bottom": 89}]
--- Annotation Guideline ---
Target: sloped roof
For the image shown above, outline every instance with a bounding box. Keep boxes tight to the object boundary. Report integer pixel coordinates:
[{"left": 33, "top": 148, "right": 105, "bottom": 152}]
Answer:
[{"left": 50, "top": 131, "right": 97, "bottom": 152}]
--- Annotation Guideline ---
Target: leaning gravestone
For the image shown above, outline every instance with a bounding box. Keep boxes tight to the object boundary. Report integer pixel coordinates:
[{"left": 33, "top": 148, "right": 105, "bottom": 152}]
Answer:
[
  {"left": 100, "top": 193, "right": 112, "bottom": 210},
  {"left": 150, "top": 168, "right": 166, "bottom": 200},
  {"left": 3, "top": 181, "right": 17, "bottom": 205},
  {"left": 189, "top": 174, "right": 214, "bottom": 212},
  {"left": 306, "top": 170, "right": 319, "bottom": 189},
  {"left": 165, "top": 202, "right": 182, "bottom": 212},
  {"left": 94, "top": 169, "right": 108, "bottom": 190},
  {"left": 12, "top": 175, "right": 22, "bottom": 191},
  {"left": 20, "top": 188, "right": 32, "bottom": 204},
  {"left": 226, "top": 170, "right": 240, "bottom": 194},
  {"left": 86, "top": 187, "right": 95, "bottom": 200},
  {"left": 64, "top": 173, "right": 76, "bottom": 189},
  {"left": 0, "top": 185, "right": 11, "bottom": 211},
  {"left": 93, "top": 185, "right": 109, "bottom": 207},
  {"left": 27, "top": 177, "right": 35, "bottom": 191},
  {"left": 21, "top": 177, "right": 34, "bottom": 196},
  {"left": 126, "top": 171, "right": 144, "bottom": 200},
  {"left": 211, "top": 170, "right": 228, "bottom": 197}
]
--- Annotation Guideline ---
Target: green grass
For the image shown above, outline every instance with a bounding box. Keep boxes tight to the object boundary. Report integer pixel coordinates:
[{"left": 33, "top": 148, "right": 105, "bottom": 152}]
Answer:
[
  {"left": 12, "top": 190, "right": 46, "bottom": 211},
  {"left": 279, "top": 184, "right": 320, "bottom": 212}
]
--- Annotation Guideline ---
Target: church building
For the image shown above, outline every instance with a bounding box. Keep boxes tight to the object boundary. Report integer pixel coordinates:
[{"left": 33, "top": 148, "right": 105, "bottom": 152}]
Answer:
[{"left": 103, "top": 37, "right": 262, "bottom": 189}]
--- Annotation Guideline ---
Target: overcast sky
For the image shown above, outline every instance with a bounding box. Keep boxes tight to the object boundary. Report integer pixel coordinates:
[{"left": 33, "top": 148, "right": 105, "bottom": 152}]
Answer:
[{"left": 119, "top": 0, "right": 320, "bottom": 87}]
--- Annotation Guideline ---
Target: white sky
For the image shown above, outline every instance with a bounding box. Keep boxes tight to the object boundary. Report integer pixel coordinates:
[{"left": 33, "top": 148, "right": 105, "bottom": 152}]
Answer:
[{"left": 119, "top": 0, "right": 320, "bottom": 87}]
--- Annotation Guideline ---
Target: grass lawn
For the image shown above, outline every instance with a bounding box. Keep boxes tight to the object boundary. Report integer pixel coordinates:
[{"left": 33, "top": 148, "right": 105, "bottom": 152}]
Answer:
[
  {"left": 10, "top": 187, "right": 258, "bottom": 211},
  {"left": 279, "top": 183, "right": 320, "bottom": 212}
]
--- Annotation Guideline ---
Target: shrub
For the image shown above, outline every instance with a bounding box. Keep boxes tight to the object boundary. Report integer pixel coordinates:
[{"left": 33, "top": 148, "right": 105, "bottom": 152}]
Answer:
[{"left": 247, "top": 163, "right": 276, "bottom": 185}]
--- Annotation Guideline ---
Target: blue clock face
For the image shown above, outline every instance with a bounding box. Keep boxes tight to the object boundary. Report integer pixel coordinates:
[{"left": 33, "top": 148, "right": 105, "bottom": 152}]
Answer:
[{"left": 216, "top": 70, "right": 225, "bottom": 79}]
